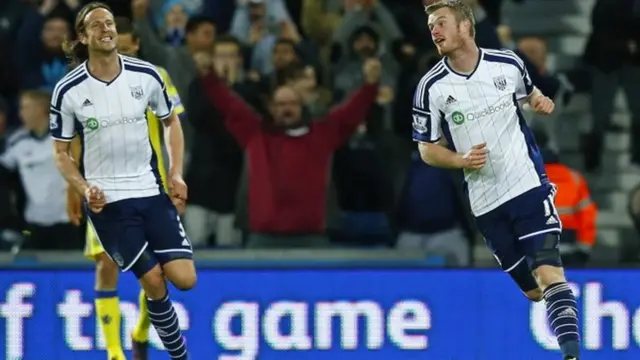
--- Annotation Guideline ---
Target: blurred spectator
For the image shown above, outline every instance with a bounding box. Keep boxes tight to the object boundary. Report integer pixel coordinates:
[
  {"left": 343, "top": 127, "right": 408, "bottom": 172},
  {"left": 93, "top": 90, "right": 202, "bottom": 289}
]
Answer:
[
  {"left": 184, "top": 36, "right": 262, "bottom": 247},
  {"left": 534, "top": 129, "right": 597, "bottom": 268},
  {"left": 519, "top": 37, "right": 574, "bottom": 151},
  {"left": 301, "top": 0, "right": 343, "bottom": 48},
  {"left": 333, "top": 26, "right": 397, "bottom": 103},
  {"left": 251, "top": 19, "right": 319, "bottom": 75},
  {"left": 582, "top": 0, "right": 640, "bottom": 172},
  {"left": 0, "top": 96, "right": 23, "bottom": 249},
  {"left": 198, "top": 57, "right": 381, "bottom": 248},
  {"left": 332, "top": 0, "right": 402, "bottom": 57},
  {"left": 286, "top": 65, "right": 332, "bottom": 117},
  {"left": 132, "top": 0, "right": 216, "bottom": 103},
  {"left": 231, "top": 0, "right": 292, "bottom": 46},
  {"left": 15, "top": 0, "right": 75, "bottom": 92},
  {"left": 0, "top": 91, "right": 79, "bottom": 250},
  {"left": 381, "top": 0, "right": 434, "bottom": 53},
  {"left": 256, "top": 38, "right": 303, "bottom": 96},
  {"left": 395, "top": 151, "right": 474, "bottom": 266},
  {"left": 157, "top": 0, "right": 191, "bottom": 46},
  {"left": 149, "top": 0, "right": 203, "bottom": 19},
  {"left": 332, "top": 123, "right": 397, "bottom": 247}
]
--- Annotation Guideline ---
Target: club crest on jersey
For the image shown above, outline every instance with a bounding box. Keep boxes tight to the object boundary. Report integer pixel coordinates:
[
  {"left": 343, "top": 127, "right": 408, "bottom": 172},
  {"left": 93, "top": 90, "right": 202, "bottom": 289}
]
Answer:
[
  {"left": 493, "top": 75, "right": 507, "bottom": 91},
  {"left": 112, "top": 252, "right": 124, "bottom": 267},
  {"left": 130, "top": 85, "right": 144, "bottom": 100}
]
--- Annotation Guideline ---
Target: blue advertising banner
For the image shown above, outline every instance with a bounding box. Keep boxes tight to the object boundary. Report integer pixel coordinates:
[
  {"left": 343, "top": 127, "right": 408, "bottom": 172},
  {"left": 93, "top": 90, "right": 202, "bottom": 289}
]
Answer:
[{"left": 0, "top": 269, "right": 637, "bottom": 360}]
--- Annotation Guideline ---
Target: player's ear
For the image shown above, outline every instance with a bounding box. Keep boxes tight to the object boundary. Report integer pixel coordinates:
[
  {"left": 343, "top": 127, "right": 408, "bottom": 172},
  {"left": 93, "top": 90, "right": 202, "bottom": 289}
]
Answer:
[
  {"left": 79, "top": 33, "right": 88, "bottom": 45},
  {"left": 459, "top": 19, "right": 469, "bottom": 35}
]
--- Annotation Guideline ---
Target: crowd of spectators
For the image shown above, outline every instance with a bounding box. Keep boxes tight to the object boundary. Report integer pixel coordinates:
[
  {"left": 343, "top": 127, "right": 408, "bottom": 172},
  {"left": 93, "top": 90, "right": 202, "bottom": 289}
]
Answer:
[{"left": 0, "top": 0, "right": 635, "bottom": 266}]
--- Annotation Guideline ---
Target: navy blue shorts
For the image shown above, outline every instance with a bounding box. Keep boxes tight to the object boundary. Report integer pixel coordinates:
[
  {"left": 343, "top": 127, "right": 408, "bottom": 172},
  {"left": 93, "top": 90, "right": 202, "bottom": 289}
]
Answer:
[
  {"left": 87, "top": 194, "right": 193, "bottom": 278},
  {"left": 475, "top": 185, "right": 562, "bottom": 291}
]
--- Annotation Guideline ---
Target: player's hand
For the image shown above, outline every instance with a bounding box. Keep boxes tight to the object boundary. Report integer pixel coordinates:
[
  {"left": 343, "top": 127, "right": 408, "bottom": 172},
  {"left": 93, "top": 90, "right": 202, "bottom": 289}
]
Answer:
[
  {"left": 363, "top": 58, "right": 381, "bottom": 84},
  {"left": 67, "top": 187, "right": 83, "bottom": 226},
  {"left": 530, "top": 95, "right": 555, "bottom": 115},
  {"left": 194, "top": 51, "right": 213, "bottom": 76},
  {"left": 459, "top": 143, "right": 488, "bottom": 170},
  {"left": 84, "top": 186, "right": 106, "bottom": 214},
  {"left": 168, "top": 173, "right": 188, "bottom": 214}
]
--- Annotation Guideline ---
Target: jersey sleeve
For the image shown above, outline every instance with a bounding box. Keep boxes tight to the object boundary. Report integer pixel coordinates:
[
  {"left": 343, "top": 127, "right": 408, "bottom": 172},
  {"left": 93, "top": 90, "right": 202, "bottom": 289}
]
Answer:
[
  {"left": 158, "top": 67, "right": 185, "bottom": 117},
  {"left": 508, "top": 50, "right": 535, "bottom": 100},
  {"left": 148, "top": 67, "right": 174, "bottom": 120},
  {"left": 412, "top": 81, "right": 442, "bottom": 143},
  {"left": 50, "top": 84, "right": 77, "bottom": 141}
]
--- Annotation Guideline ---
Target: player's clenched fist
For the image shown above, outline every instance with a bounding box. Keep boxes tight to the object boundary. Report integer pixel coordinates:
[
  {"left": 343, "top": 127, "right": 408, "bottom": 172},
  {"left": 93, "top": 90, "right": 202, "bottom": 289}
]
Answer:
[
  {"left": 168, "top": 172, "right": 188, "bottom": 214},
  {"left": 530, "top": 95, "right": 554, "bottom": 115},
  {"left": 459, "top": 143, "right": 488, "bottom": 170},
  {"left": 84, "top": 185, "right": 106, "bottom": 214},
  {"left": 363, "top": 58, "right": 382, "bottom": 84}
]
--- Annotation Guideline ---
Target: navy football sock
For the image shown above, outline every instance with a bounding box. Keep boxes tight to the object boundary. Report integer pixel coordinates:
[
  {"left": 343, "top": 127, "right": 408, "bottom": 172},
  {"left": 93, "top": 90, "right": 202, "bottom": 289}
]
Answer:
[
  {"left": 147, "top": 292, "right": 188, "bottom": 359},
  {"left": 543, "top": 282, "right": 580, "bottom": 358}
]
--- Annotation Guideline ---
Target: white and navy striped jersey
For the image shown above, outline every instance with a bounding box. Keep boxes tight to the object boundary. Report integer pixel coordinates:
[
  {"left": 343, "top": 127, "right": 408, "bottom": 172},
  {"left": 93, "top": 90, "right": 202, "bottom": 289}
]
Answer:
[
  {"left": 0, "top": 129, "right": 69, "bottom": 225},
  {"left": 49, "top": 55, "right": 174, "bottom": 203},
  {"left": 412, "top": 48, "right": 548, "bottom": 216}
]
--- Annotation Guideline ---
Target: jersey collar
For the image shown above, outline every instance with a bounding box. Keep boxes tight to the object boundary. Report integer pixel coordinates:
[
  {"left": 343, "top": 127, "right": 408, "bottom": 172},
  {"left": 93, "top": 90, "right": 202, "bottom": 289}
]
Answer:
[
  {"left": 443, "top": 48, "right": 483, "bottom": 80},
  {"left": 84, "top": 54, "right": 124, "bottom": 86}
]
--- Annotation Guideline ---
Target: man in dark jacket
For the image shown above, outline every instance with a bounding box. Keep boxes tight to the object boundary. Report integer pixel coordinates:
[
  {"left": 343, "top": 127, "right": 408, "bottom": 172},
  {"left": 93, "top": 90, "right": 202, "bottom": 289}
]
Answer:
[
  {"left": 396, "top": 151, "right": 475, "bottom": 266},
  {"left": 199, "top": 57, "right": 380, "bottom": 248},
  {"left": 14, "top": 3, "right": 70, "bottom": 92},
  {"left": 184, "top": 36, "right": 262, "bottom": 247},
  {"left": 582, "top": 0, "right": 640, "bottom": 172}
]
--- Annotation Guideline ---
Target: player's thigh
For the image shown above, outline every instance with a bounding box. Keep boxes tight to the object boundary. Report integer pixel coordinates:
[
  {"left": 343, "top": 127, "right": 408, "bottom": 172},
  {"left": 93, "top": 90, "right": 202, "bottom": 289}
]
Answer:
[
  {"left": 87, "top": 201, "right": 157, "bottom": 278},
  {"left": 142, "top": 195, "right": 194, "bottom": 266},
  {"left": 510, "top": 186, "right": 563, "bottom": 270},
  {"left": 476, "top": 211, "right": 538, "bottom": 293}
]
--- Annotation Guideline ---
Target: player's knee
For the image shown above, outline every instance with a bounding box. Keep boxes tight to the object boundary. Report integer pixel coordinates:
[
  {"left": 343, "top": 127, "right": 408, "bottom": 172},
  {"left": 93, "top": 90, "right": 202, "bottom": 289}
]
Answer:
[
  {"left": 163, "top": 259, "right": 197, "bottom": 291},
  {"left": 524, "top": 288, "right": 543, "bottom": 302},
  {"left": 533, "top": 264, "right": 566, "bottom": 289},
  {"left": 95, "top": 253, "right": 119, "bottom": 289},
  {"left": 172, "top": 271, "right": 197, "bottom": 291}
]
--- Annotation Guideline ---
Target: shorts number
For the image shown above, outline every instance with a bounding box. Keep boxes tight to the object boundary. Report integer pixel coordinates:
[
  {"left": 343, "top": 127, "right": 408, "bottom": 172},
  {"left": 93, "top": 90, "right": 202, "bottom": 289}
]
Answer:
[{"left": 176, "top": 215, "right": 187, "bottom": 239}]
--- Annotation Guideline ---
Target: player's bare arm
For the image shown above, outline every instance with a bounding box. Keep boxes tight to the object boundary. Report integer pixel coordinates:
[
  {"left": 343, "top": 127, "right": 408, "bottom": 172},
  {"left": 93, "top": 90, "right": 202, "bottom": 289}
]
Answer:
[
  {"left": 53, "top": 140, "right": 105, "bottom": 212},
  {"left": 65, "top": 137, "right": 83, "bottom": 225},
  {"left": 54, "top": 140, "right": 89, "bottom": 195},
  {"left": 418, "top": 141, "right": 488, "bottom": 170},
  {"left": 162, "top": 111, "right": 188, "bottom": 211},
  {"left": 526, "top": 87, "right": 555, "bottom": 115}
]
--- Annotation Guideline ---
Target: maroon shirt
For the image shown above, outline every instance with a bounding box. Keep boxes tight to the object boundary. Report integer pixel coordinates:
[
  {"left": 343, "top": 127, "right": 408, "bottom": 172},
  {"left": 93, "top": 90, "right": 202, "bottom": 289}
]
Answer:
[{"left": 201, "top": 74, "right": 378, "bottom": 234}]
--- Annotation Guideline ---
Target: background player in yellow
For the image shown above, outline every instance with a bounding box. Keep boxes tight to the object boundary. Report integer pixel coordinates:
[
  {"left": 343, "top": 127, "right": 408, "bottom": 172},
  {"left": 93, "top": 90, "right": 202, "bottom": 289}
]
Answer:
[{"left": 66, "top": 17, "right": 186, "bottom": 360}]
